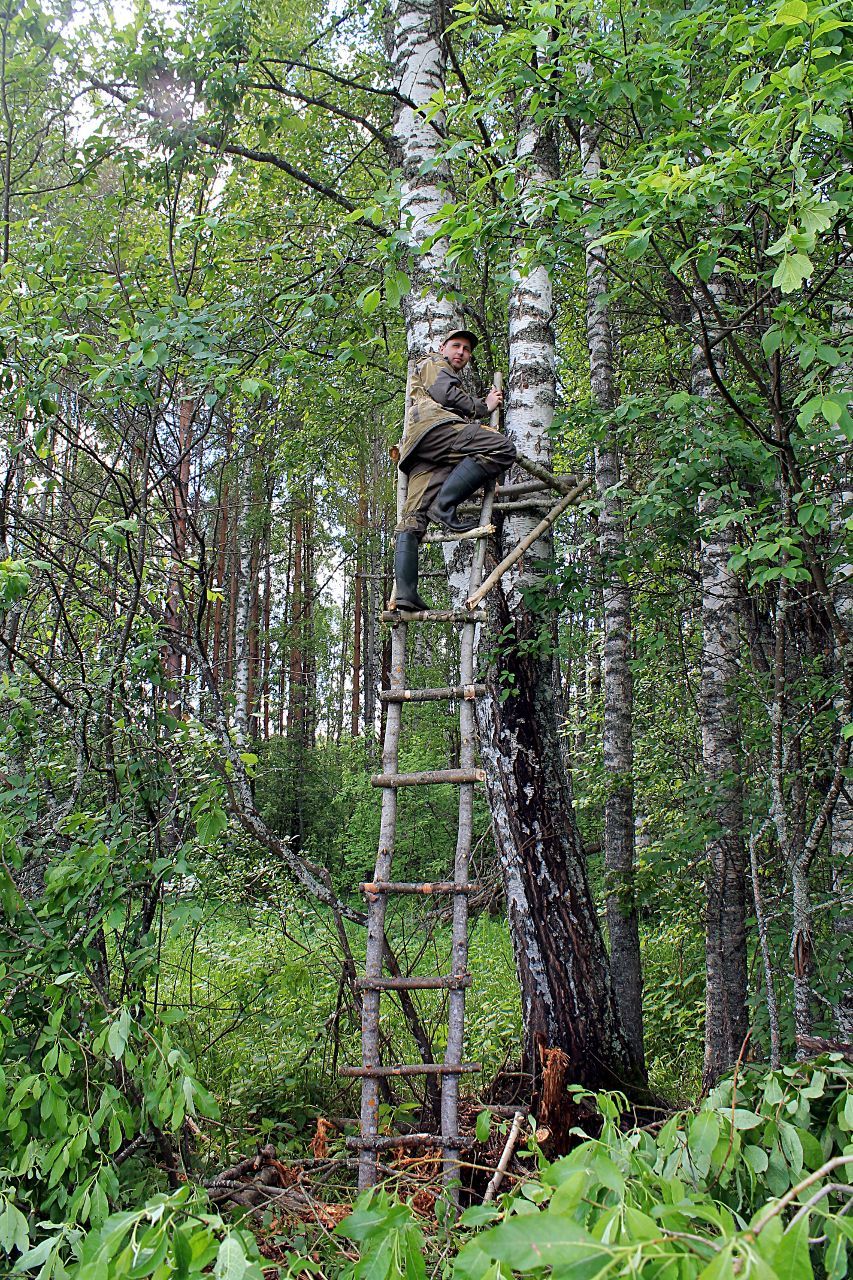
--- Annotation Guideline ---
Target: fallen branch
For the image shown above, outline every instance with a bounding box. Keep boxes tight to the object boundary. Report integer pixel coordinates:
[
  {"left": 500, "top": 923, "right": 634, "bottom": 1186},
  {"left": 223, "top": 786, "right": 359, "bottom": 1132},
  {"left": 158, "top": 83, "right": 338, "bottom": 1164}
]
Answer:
[{"left": 483, "top": 1111, "right": 526, "bottom": 1203}]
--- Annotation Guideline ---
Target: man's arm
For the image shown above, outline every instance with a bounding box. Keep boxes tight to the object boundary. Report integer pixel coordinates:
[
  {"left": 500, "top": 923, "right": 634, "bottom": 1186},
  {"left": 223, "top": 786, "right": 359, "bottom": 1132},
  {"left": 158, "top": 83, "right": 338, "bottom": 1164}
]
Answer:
[{"left": 425, "top": 362, "right": 490, "bottom": 420}]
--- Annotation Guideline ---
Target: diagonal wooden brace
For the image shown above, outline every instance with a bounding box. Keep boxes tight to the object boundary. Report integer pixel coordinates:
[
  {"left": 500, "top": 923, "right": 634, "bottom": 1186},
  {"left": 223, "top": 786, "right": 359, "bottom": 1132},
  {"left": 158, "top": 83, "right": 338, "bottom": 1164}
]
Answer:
[{"left": 465, "top": 478, "right": 593, "bottom": 610}]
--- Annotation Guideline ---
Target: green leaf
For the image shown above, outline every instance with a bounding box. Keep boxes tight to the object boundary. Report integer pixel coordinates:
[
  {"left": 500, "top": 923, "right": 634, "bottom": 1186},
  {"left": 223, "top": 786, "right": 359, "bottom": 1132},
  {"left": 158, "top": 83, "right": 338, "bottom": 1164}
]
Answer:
[
  {"left": 762, "top": 327, "right": 783, "bottom": 358},
  {"left": 196, "top": 808, "right": 227, "bottom": 844},
  {"left": 214, "top": 1235, "right": 247, "bottom": 1280},
  {"left": 772, "top": 0, "right": 808, "bottom": 22},
  {"left": 732, "top": 1109, "right": 764, "bottom": 1129},
  {"left": 173, "top": 1228, "right": 193, "bottom": 1280},
  {"left": 688, "top": 1111, "right": 721, "bottom": 1178},
  {"left": 813, "top": 112, "right": 842, "bottom": 138},
  {"left": 772, "top": 253, "right": 812, "bottom": 293},
  {"left": 0, "top": 1200, "right": 30, "bottom": 1253},
  {"left": 826, "top": 1227, "right": 847, "bottom": 1280},
  {"left": 107, "top": 1007, "right": 132, "bottom": 1060},
  {"left": 743, "top": 1145, "right": 769, "bottom": 1173},
  {"left": 458, "top": 1205, "right": 500, "bottom": 1229},
  {"left": 778, "top": 1122, "right": 804, "bottom": 1175},
  {"left": 360, "top": 289, "right": 381, "bottom": 316},
  {"left": 475, "top": 1110, "right": 492, "bottom": 1144},
  {"left": 471, "top": 1214, "right": 595, "bottom": 1270},
  {"left": 771, "top": 1215, "right": 813, "bottom": 1279}
]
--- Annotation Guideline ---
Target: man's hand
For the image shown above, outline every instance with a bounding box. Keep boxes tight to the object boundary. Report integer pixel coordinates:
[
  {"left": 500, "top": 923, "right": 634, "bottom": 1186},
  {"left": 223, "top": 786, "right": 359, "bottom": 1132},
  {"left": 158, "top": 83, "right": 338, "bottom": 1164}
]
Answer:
[{"left": 485, "top": 386, "right": 504, "bottom": 414}]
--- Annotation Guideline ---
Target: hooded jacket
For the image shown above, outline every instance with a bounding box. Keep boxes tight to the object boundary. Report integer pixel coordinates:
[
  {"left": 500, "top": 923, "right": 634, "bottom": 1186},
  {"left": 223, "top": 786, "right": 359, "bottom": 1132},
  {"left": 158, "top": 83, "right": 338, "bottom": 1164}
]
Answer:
[{"left": 398, "top": 353, "right": 489, "bottom": 474}]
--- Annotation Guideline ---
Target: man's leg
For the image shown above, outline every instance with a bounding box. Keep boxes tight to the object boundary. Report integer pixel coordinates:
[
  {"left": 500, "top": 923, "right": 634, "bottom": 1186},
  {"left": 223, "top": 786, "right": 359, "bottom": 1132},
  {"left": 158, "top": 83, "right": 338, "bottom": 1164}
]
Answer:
[
  {"left": 393, "top": 458, "right": 454, "bottom": 611},
  {"left": 425, "top": 422, "right": 516, "bottom": 532},
  {"left": 399, "top": 422, "right": 516, "bottom": 535},
  {"left": 393, "top": 423, "right": 516, "bottom": 609}
]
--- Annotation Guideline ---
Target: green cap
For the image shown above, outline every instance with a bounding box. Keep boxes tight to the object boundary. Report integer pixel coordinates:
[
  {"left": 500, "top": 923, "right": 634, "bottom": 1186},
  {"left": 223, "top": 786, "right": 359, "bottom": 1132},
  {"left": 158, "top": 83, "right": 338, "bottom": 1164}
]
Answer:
[{"left": 441, "top": 328, "right": 479, "bottom": 350}]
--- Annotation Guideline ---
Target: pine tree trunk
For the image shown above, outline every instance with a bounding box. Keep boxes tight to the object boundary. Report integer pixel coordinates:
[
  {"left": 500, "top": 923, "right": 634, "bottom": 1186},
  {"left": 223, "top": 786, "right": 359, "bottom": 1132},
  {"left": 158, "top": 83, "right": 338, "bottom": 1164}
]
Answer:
[
  {"left": 580, "top": 123, "right": 643, "bottom": 1066},
  {"left": 692, "top": 281, "right": 749, "bottom": 1084}
]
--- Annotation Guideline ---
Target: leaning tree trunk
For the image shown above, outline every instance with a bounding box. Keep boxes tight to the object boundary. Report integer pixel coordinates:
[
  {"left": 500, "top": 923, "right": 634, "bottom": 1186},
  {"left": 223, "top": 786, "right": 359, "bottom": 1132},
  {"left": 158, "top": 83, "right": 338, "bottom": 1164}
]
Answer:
[
  {"left": 692, "top": 279, "right": 749, "bottom": 1083},
  {"left": 580, "top": 121, "right": 644, "bottom": 1068}
]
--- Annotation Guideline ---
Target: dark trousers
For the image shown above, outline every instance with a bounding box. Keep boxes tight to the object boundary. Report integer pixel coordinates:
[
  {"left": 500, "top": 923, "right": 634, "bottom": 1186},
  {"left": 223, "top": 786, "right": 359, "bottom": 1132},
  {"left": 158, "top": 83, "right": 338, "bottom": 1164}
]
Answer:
[{"left": 396, "top": 421, "right": 516, "bottom": 539}]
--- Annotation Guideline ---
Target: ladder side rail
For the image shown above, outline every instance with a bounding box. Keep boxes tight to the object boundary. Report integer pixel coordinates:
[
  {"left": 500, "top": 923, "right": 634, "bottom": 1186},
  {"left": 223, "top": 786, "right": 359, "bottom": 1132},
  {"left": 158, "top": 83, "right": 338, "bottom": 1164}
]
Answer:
[
  {"left": 359, "top": 613, "right": 407, "bottom": 1191},
  {"left": 388, "top": 361, "right": 414, "bottom": 610},
  {"left": 442, "top": 376, "right": 502, "bottom": 1188}
]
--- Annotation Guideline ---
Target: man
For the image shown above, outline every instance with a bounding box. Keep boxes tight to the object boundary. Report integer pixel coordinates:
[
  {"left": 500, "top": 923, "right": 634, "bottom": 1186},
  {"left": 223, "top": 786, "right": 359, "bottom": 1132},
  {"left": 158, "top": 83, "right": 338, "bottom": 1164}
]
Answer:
[{"left": 394, "top": 329, "right": 516, "bottom": 612}]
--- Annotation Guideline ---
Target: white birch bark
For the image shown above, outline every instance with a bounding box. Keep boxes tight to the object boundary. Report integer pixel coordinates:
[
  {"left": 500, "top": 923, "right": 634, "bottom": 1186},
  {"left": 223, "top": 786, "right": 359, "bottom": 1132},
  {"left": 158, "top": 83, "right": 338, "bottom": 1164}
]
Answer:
[
  {"left": 475, "top": 104, "right": 641, "bottom": 1087},
  {"left": 389, "top": 11, "right": 641, "bottom": 1091},
  {"left": 829, "top": 293, "right": 853, "bottom": 1039},
  {"left": 391, "top": 0, "right": 456, "bottom": 355},
  {"left": 579, "top": 121, "right": 643, "bottom": 1066},
  {"left": 232, "top": 459, "right": 254, "bottom": 748},
  {"left": 691, "top": 279, "right": 749, "bottom": 1084}
]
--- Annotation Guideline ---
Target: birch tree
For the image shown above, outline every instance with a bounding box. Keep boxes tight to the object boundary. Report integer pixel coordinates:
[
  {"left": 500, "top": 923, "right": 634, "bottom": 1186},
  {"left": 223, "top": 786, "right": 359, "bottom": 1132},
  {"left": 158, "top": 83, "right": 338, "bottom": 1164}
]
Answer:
[
  {"left": 389, "top": 4, "right": 643, "bottom": 1089},
  {"left": 580, "top": 118, "right": 643, "bottom": 1067},
  {"left": 691, "top": 280, "right": 749, "bottom": 1083}
]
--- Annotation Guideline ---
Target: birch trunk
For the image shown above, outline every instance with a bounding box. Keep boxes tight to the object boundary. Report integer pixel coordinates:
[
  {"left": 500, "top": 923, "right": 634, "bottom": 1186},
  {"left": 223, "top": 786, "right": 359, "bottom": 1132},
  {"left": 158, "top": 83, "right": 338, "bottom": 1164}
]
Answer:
[
  {"left": 232, "top": 465, "right": 255, "bottom": 749},
  {"left": 391, "top": 0, "right": 455, "bottom": 354},
  {"left": 692, "top": 281, "right": 749, "bottom": 1083},
  {"left": 476, "top": 106, "right": 641, "bottom": 1090},
  {"left": 580, "top": 123, "right": 643, "bottom": 1066},
  {"left": 391, "top": 7, "right": 642, "bottom": 1093},
  {"left": 830, "top": 294, "right": 853, "bottom": 1040}
]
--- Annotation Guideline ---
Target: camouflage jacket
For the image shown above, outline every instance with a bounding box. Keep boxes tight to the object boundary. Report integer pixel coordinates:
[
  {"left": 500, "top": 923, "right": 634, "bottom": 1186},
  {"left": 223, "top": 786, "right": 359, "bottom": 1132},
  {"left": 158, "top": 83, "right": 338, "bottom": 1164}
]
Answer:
[{"left": 398, "top": 354, "right": 490, "bottom": 473}]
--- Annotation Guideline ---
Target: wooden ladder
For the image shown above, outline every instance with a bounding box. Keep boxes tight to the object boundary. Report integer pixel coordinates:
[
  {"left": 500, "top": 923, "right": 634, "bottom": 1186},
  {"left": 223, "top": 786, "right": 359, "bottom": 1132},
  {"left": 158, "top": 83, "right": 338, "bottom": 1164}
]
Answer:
[
  {"left": 341, "top": 372, "right": 593, "bottom": 1194},
  {"left": 346, "top": 510, "right": 496, "bottom": 1193}
]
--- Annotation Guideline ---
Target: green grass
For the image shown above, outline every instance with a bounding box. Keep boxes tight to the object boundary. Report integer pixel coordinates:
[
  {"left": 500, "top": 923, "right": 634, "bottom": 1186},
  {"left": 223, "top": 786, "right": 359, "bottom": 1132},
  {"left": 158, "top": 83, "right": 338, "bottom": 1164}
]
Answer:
[
  {"left": 157, "top": 891, "right": 703, "bottom": 1162},
  {"left": 156, "top": 898, "right": 521, "bottom": 1153}
]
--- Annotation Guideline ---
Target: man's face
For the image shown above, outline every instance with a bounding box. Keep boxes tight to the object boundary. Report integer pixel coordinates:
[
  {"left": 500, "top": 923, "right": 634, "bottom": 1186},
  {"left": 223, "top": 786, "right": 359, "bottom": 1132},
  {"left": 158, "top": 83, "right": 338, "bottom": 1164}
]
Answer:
[{"left": 440, "top": 337, "right": 473, "bottom": 370}]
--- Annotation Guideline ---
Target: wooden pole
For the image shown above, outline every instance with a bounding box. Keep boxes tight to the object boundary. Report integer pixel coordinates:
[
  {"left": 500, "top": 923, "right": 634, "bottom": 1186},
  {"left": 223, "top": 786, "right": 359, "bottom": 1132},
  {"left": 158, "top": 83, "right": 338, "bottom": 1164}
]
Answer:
[
  {"left": 388, "top": 361, "right": 415, "bottom": 610},
  {"left": 483, "top": 1111, "right": 526, "bottom": 1203},
  {"left": 466, "top": 478, "right": 593, "bottom": 610},
  {"left": 443, "top": 372, "right": 502, "bottom": 1195},
  {"left": 513, "top": 455, "right": 582, "bottom": 497}
]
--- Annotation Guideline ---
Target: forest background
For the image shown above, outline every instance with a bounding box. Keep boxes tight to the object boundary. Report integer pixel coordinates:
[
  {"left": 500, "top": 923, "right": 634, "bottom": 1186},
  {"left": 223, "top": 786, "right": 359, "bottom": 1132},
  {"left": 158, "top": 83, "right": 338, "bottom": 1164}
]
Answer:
[{"left": 0, "top": 0, "right": 851, "bottom": 1271}]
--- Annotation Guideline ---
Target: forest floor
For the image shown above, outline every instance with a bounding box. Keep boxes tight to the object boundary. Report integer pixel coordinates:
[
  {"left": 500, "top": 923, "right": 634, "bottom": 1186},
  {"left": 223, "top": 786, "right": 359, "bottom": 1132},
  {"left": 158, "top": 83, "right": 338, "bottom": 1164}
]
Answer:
[{"left": 157, "top": 898, "right": 706, "bottom": 1177}]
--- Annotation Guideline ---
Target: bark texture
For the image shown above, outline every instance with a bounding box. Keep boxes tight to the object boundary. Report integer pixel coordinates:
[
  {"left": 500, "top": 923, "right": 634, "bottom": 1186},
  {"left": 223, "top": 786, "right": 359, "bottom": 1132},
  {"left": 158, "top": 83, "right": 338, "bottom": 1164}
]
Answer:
[
  {"left": 391, "top": 0, "right": 455, "bottom": 354},
  {"left": 477, "top": 108, "right": 643, "bottom": 1093},
  {"left": 580, "top": 123, "right": 643, "bottom": 1066},
  {"left": 830, "top": 295, "right": 853, "bottom": 1039},
  {"left": 692, "top": 281, "right": 749, "bottom": 1084},
  {"left": 390, "top": 9, "right": 642, "bottom": 1097}
]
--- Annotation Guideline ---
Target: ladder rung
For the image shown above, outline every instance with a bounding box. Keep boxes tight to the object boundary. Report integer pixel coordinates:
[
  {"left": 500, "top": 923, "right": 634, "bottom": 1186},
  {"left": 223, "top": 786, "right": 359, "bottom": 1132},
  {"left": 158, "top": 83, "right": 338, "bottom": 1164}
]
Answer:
[
  {"left": 341, "top": 1062, "right": 482, "bottom": 1078},
  {"left": 495, "top": 480, "right": 552, "bottom": 498},
  {"left": 380, "top": 684, "right": 486, "bottom": 703},
  {"left": 422, "top": 524, "right": 495, "bottom": 543},
  {"left": 355, "top": 973, "right": 471, "bottom": 991},
  {"left": 346, "top": 1133, "right": 475, "bottom": 1150},
  {"left": 380, "top": 609, "right": 487, "bottom": 623},
  {"left": 371, "top": 768, "right": 485, "bottom": 788},
  {"left": 361, "top": 881, "right": 481, "bottom": 895}
]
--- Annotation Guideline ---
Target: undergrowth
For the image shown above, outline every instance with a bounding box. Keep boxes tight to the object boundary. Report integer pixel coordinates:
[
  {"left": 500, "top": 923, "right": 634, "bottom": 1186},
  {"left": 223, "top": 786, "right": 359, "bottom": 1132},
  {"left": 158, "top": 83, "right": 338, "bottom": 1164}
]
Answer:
[{"left": 21, "top": 1057, "right": 852, "bottom": 1279}]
